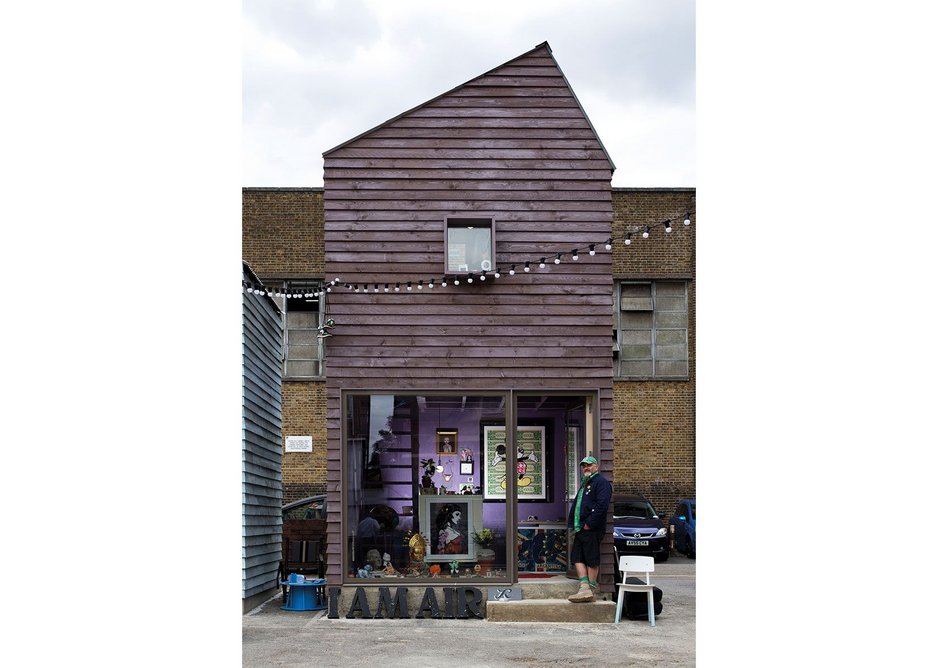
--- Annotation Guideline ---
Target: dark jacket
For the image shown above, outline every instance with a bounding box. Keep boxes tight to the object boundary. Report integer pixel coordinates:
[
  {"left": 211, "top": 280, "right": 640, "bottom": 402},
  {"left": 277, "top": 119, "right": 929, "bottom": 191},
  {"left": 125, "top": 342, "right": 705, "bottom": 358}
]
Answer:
[{"left": 567, "top": 472, "right": 613, "bottom": 533}]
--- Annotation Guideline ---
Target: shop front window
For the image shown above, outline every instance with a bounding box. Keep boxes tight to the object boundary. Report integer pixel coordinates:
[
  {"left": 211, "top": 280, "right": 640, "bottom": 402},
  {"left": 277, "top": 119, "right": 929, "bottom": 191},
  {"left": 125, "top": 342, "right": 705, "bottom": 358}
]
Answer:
[{"left": 345, "top": 394, "right": 508, "bottom": 581}]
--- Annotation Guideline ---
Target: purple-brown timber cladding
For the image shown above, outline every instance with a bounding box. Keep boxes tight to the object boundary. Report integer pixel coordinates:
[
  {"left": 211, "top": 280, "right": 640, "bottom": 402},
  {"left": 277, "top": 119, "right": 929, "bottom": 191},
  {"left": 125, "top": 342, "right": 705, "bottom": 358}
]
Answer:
[{"left": 322, "top": 45, "right": 616, "bottom": 588}]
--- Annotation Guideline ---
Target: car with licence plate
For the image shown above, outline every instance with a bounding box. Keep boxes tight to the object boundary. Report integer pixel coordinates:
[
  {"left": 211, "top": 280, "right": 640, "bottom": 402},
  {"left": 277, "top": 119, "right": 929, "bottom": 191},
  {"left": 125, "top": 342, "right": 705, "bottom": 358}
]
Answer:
[{"left": 611, "top": 494, "right": 669, "bottom": 564}]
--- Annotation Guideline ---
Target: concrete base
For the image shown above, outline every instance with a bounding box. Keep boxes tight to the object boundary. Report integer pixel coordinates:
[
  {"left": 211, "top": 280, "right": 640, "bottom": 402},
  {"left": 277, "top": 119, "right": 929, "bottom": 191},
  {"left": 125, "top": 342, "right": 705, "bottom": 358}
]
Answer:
[{"left": 488, "top": 599, "right": 616, "bottom": 623}]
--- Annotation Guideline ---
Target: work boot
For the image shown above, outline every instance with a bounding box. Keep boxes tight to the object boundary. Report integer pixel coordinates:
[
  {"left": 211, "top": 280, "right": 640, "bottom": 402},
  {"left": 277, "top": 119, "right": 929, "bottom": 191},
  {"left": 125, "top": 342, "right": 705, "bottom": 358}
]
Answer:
[{"left": 567, "top": 580, "right": 594, "bottom": 603}]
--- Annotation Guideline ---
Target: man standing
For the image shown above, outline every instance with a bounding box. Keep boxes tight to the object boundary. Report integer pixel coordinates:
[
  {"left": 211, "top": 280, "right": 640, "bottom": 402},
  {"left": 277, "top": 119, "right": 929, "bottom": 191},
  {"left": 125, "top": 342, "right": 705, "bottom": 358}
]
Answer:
[{"left": 567, "top": 455, "right": 612, "bottom": 603}]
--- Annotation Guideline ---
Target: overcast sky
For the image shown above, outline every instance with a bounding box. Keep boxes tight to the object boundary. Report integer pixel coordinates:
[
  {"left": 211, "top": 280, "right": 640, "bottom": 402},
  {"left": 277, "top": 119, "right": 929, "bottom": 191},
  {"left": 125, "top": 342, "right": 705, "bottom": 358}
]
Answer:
[{"left": 243, "top": 0, "right": 695, "bottom": 188}]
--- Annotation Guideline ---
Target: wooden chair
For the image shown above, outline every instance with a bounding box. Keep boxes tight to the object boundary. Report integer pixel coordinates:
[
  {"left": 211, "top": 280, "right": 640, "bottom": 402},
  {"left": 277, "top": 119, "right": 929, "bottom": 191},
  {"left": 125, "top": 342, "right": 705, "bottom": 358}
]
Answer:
[
  {"left": 614, "top": 554, "right": 657, "bottom": 626},
  {"left": 279, "top": 518, "right": 326, "bottom": 598}
]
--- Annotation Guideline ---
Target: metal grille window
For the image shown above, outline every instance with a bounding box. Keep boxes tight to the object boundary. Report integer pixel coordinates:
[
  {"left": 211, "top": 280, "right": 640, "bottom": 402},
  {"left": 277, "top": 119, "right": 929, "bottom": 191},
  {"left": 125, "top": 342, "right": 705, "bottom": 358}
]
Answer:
[
  {"left": 615, "top": 281, "right": 688, "bottom": 379},
  {"left": 281, "top": 283, "right": 325, "bottom": 379}
]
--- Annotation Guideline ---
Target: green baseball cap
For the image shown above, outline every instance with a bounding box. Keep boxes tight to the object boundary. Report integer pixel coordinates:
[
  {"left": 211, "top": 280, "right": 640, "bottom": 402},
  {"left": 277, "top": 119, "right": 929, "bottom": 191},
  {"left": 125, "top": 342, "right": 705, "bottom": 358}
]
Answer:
[{"left": 579, "top": 456, "right": 597, "bottom": 466}]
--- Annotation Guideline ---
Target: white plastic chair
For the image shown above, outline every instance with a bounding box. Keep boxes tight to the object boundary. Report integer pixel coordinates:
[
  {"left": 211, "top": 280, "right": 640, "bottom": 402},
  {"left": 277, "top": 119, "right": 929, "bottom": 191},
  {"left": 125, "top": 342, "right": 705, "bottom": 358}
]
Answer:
[{"left": 614, "top": 554, "right": 656, "bottom": 626}]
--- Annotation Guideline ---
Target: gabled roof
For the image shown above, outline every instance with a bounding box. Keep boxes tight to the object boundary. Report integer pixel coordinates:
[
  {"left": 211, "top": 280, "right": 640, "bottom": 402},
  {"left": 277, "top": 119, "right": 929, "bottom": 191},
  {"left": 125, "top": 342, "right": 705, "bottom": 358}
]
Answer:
[{"left": 322, "top": 41, "right": 615, "bottom": 171}]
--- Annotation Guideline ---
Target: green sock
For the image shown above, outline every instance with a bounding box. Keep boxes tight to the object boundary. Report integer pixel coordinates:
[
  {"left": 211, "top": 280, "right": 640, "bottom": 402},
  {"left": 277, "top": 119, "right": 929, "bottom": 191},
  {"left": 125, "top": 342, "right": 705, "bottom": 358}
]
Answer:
[
  {"left": 579, "top": 577, "right": 589, "bottom": 583},
  {"left": 589, "top": 581, "right": 598, "bottom": 588}
]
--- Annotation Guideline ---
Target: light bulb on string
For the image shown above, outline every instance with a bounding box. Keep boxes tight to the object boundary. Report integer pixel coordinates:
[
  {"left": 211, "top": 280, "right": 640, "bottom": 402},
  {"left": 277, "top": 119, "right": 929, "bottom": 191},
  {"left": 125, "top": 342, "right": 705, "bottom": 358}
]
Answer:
[
  {"left": 642, "top": 226, "right": 650, "bottom": 239},
  {"left": 479, "top": 271, "right": 486, "bottom": 281},
  {"left": 664, "top": 219, "right": 673, "bottom": 233},
  {"left": 684, "top": 212, "right": 691, "bottom": 226},
  {"left": 384, "top": 284, "right": 389, "bottom": 292},
  {"left": 589, "top": 244, "right": 596, "bottom": 256},
  {"left": 418, "top": 280, "right": 423, "bottom": 290},
  {"left": 454, "top": 277, "right": 460, "bottom": 285},
  {"left": 467, "top": 274, "right": 473, "bottom": 283},
  {"left": 428, "top": 279, "right": 434, "bottom": 289},
  {"left": 605, "top": 238, "right": 612, "bottom": 250},
  {"left": 407, "top": 281, "right": 412, "bottom": 291},
  {"left": 509, "top": 265, "right": 516, "bottom": 275},
  {"left": 524, "top": 261, "right": 531, "bottom": 272},
  {"left": 572, "top": 249, "right": 579, "bottom": 261},
  {"left": 441, "top": 277, "right": 448, "bottom": 287},
  {"left": 624, "top": 233, "right": 631, "bottom": 246},
  {"left": 353, "top": 285, "right": 359, "bottom": 293},
  {"left": 554, "top": 253, "right": 561, "bottom": 265},
  {"left": 538, "top": 258, "right": 546, "bottom": 269},
  {"left": 494, "top": 269, "right": 500, "bottom": 278},
  {"left": 395, "top": 283, "right": 400, "bottom": 292}
]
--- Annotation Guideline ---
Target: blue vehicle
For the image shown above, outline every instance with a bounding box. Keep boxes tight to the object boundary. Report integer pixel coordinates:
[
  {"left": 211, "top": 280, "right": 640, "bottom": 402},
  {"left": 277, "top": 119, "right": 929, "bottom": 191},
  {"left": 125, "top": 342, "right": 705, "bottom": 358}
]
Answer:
[{"left": 670, "top": 498, "right": 696, "bottom": 559}]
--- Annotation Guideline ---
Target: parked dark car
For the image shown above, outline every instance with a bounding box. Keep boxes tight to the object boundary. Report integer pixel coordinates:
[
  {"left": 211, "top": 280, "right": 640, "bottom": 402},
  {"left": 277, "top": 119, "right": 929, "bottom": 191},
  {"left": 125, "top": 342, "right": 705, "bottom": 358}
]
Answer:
[
  {"left": 612, "top": 495, "right": 669, "bottom": 565},
  {"left": 670, "top": 498, "right": 696, "bottom": 559}
]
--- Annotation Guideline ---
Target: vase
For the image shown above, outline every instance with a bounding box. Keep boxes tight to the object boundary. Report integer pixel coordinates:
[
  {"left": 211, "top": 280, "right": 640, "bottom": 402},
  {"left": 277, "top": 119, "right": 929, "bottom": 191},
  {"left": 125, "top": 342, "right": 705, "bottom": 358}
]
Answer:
[{"left": 476, "top": 547, "right": 496, "bottom": 575}]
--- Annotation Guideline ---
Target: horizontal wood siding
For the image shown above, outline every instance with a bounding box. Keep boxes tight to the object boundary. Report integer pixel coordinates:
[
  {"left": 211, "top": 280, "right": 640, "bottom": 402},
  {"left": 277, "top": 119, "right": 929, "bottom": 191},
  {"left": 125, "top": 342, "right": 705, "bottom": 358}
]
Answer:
[
  {"left": 242, "top": 273, "right": 284, "bottom": 600},
  {"left": 321, "top": 45, "right": 614, "bottom": 586}
]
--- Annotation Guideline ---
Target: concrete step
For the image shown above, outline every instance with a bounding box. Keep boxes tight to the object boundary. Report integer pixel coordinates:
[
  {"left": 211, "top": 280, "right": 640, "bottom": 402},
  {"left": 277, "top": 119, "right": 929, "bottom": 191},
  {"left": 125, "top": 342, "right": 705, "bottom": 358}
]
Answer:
[
  {"left": 487, "top": 598, "right": 616, "bottom": 623},
  {"left": 514, "top": 577, "right": 616, "bottom": 601}
]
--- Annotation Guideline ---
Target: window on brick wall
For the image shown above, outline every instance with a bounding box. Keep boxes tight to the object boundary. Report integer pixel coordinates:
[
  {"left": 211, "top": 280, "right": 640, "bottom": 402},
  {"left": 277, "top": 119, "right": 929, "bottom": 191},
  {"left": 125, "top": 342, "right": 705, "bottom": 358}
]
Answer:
[
  {"left": 614, "top": 281, "right": 688, "bottom": 379},
  {"left": 280, "top": 282, "right": 326, "bottom": 379}
]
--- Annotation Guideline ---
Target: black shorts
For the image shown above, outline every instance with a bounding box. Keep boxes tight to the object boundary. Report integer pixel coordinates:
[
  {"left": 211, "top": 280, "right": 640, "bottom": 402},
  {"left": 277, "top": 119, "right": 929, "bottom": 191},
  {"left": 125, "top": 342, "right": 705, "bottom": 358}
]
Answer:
[{"left": 570, "top": 528, "right": 602, "bottom": 567}]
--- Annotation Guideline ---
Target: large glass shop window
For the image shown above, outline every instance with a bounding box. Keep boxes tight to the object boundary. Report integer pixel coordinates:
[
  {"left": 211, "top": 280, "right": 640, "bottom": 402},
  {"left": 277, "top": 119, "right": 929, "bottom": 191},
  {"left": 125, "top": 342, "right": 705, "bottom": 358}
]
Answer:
[{"left": 345, "top": 394, "right": 508, "bottom": 581}]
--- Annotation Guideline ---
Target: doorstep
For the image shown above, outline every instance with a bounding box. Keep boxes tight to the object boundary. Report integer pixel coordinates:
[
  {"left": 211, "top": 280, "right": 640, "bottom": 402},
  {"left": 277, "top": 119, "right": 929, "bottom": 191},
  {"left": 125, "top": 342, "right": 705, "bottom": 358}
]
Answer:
[{"left": 487, "top": 598, "right": 616, "bottom": 623}]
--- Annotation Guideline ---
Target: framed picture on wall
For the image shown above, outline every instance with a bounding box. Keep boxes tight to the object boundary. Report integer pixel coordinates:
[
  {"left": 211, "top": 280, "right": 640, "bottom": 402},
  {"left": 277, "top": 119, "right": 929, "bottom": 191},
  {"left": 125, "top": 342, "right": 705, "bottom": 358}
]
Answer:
[
  {"left": 482, "top": 425, "right": 547, "bottom": 500},
  {"left": 419, "top": 494, "right": 479, "bottom": 561},
  {"left": 460, "top": 461, "right": 473, "bottom": 475},
  {"left": 436, "top": 429, "right": 458, "bottom": 456}
]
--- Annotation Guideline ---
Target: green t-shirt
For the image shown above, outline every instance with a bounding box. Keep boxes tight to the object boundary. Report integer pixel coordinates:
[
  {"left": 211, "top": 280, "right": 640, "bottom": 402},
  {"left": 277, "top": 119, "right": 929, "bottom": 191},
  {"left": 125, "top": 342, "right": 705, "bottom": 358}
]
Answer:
[{"left": 573, "top": 470, "right": 598, "bottom": 532}]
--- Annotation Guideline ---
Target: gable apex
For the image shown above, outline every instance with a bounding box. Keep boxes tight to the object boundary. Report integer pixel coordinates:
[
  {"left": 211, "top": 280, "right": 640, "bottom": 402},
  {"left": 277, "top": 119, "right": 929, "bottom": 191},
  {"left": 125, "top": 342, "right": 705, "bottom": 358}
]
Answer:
[{"left": 323, "top": 41, "right": 615, "bottom": 171}]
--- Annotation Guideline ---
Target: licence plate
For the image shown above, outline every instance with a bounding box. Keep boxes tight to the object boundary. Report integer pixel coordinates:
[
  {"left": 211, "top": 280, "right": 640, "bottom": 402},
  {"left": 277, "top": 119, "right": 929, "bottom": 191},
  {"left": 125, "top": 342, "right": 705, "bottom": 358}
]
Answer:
[{"left": 626, "top": 540, "right": 649, "bottom": 546}]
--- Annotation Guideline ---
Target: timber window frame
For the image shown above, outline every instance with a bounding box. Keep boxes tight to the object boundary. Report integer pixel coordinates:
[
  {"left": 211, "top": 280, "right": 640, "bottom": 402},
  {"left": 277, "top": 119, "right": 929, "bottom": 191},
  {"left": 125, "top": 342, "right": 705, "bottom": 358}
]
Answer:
[
  {"left": 279, "top": 280, "right": 326, "bottom": 380},
  {"left": 443, "top": 217, "right": 495, "bottom": 275},
  {"left": 614, "top": 280, "right": 688, "bottom": 380}
]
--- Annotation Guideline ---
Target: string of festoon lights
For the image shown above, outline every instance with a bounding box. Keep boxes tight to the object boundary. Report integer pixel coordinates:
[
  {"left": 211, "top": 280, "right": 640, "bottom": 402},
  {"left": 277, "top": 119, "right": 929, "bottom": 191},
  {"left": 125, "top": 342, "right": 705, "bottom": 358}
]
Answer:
[{"left": 242, "top": 211, "right": 694, "bottom": 297}]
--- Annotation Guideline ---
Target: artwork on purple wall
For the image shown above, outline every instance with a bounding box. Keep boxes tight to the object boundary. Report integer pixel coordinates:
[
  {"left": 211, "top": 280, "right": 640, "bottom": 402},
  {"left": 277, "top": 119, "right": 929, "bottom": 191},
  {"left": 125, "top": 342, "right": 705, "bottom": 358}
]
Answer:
[
  {"left": 460, "top": 461, "right": 474, "bottom": 475},
  {"left": 436, "top": 429, "right": 458, "bottom": 456},
  {"left": 482, "top": 426, "right": 547, "bottom": 500}
]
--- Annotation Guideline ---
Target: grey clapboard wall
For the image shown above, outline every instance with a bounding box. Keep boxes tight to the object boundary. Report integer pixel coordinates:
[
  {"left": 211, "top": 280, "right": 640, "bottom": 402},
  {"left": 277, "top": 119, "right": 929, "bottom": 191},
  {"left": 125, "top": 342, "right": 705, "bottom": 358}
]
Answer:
[
  {"left": 242, "top": 263, "right": 284, "bottom": 603},
  {"left": 321, "top": 42, "right": 615, "bottom": 585}
]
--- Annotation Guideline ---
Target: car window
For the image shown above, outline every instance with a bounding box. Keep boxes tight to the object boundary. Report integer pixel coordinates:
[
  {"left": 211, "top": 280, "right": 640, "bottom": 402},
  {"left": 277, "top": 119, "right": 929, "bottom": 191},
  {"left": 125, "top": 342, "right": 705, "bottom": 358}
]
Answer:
[
  {"left": 614, "top": 502, "right": 655, "bottom": 519},
  {"left": 284, "top": 498, "right": 327, "bottom": 520}
]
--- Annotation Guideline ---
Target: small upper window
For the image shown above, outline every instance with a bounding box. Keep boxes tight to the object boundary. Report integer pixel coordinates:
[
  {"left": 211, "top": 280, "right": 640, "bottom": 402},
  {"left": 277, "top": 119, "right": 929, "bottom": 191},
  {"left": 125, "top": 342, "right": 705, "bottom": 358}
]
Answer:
[{"left": 444, "top": 218, "right": 494, "bottom": 274}]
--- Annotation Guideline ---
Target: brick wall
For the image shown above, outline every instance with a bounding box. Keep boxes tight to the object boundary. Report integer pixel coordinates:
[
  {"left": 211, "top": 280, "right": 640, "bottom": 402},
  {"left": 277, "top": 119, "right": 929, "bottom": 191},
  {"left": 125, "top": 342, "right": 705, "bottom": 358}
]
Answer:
[
  {"left": 281, "top": 380, "right": 328, "bottom": 502},
  {"left": 242, "top": 188, "right": 324, "bottom": 276},
  {"left": 611, "top": 188, "right": 696, "bottom": 513}
]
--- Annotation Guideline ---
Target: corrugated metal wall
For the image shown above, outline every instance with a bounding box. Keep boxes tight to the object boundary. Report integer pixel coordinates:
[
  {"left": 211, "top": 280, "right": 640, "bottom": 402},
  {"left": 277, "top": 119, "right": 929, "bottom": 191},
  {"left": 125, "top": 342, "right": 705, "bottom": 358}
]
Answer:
[
  {"left": 242, "top": 266, "right": 284, "bottom": 602},
  {"left": 321, "top": 44, "right": 615, "bottom": 585}
]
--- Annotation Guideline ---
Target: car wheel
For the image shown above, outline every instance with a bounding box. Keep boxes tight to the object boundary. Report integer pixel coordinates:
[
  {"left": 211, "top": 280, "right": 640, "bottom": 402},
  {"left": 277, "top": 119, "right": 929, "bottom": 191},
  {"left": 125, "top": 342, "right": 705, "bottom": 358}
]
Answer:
[{"left": 685, "top": 536, "right": 695, "bottom": 559}]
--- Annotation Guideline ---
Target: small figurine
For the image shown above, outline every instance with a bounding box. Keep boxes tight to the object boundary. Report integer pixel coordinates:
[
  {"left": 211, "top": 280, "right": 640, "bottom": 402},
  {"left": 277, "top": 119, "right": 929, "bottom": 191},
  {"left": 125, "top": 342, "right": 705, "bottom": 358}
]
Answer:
[
  {"left": 449, "top": 560, "right": 459, "bottom": 576},
  {"left": 357, "top": 564, "right": 373, "bottom": 579},
  {"left": 429, "top": 564, "right": 441, "bottom": 578},
  {"left": 474, "top": 564, "right": 482, "bottom": 576}
]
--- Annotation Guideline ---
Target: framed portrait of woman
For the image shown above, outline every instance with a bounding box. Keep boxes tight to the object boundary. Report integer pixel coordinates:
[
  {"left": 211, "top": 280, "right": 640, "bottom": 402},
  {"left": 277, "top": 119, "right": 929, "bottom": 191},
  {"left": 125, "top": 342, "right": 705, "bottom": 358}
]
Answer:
[{"left": 419, "top": 494, "right": 481, "bottom": 561}]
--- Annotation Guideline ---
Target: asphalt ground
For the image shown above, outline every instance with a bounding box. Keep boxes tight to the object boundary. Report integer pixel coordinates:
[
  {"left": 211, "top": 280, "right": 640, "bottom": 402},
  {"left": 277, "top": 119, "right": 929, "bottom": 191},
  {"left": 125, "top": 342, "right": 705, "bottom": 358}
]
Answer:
[{"left": 242, "top": 553, "right": 696, "bottom": 667}]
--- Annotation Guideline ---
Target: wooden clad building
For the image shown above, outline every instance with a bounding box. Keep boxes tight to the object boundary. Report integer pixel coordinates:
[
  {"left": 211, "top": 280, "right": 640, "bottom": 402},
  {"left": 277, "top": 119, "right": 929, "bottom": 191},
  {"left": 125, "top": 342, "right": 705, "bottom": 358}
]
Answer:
[
  {"left": 322, "top": 42, "right": 617, "bottom": 588},
  {"left": 241, "top": 262, "right": 284, "bottom": 611},
  {"left": 242, "top": 43, "right": 695, "bottom": 607}
]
